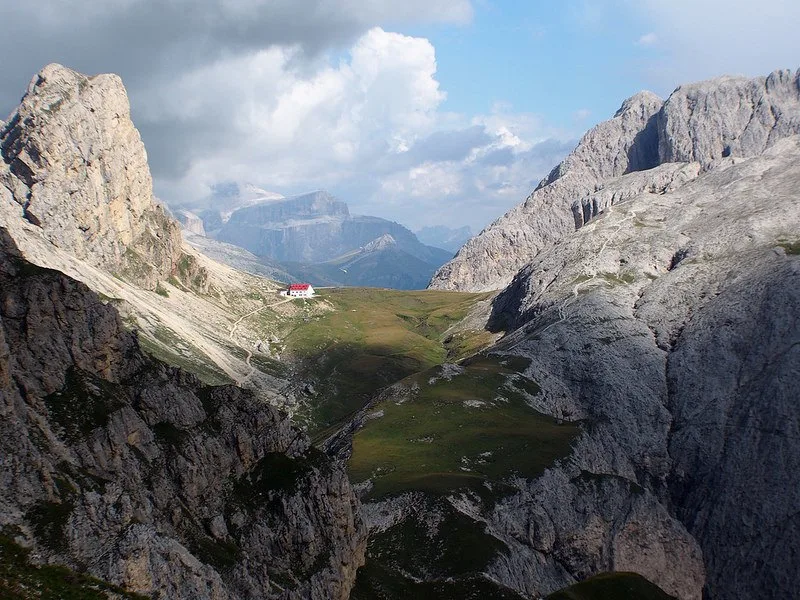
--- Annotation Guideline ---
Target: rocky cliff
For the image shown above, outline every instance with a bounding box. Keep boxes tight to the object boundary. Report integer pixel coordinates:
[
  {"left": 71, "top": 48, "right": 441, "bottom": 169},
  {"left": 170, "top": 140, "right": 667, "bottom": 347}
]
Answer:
[
  {"left": 430, "top": 69, "right": 800, "bottom": 292},
  {"left": 0, "top": 63, "right": 197, "bottom": 291},
  {"left": 0, "top": 227, "right": 366, "bottom": 598},
  {"left": 475, "top": 135, "right": 800, "bottom": 599}
]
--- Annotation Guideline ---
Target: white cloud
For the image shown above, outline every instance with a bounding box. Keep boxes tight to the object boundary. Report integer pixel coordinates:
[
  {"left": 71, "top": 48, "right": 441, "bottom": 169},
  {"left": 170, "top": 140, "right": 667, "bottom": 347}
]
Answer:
[
  {"left": 146, "top": 28, "right": 448, "bottom": 201},
  {"left": 139, "top": 27, "right": 574, "bottom": 231},
  {"left": 636, "top": 32, "right": 658, "bottom": 46}
]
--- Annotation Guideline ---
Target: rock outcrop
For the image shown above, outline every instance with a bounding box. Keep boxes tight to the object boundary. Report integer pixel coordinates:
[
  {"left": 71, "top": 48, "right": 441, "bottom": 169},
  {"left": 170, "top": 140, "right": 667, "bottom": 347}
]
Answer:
[
  {"left": 0, "top": 63, "right": 194, "bottom": 290},
  {"left": 430, "top": 68, "right": 800, "bottom": 292},
  {"left": 479, "top": 136, "right": 800, "bottom": 599},
  {"left": 175, "top": 209, "right": 207, "bottom": 237},
  {"left": 0, "top": 227, "right": 366, "bottom": 599}
]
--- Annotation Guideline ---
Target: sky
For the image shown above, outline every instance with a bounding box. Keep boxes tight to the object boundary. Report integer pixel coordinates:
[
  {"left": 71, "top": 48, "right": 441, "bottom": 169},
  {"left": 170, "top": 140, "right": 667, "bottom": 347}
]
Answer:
[{"left": 1, "top": 0, "right": 798, "bottom": 232}]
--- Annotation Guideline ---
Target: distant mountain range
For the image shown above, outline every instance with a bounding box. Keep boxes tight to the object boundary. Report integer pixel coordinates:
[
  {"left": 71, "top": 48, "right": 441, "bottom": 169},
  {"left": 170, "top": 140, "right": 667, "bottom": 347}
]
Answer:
[
  {"left": 415, "top": 225, "right": 472, "bottom": 252},
  {"left": 173, "top": 186, "right": 454, "bottom": 289}
]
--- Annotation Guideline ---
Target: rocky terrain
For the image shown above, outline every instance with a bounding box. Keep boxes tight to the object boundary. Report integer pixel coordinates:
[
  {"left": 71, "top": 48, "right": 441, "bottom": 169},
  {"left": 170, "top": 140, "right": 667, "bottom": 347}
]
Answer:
[
  {"left": 0, "top": 64, "right": 304, "bottom": 402},
  {"left": 3, "top": 60, "right": 798, "bottom": 600},
  {"left": 0, "top": 226, "right": 366, "bottom": 598},
  {"left": 368, "top": 69, "right": 800, "bottom": 600},
  {"left": 0, "top": 64, "right": 200, "bottom": 292},
  {"left": 430, "top": 69, "right": 800, "bottom": 292}
]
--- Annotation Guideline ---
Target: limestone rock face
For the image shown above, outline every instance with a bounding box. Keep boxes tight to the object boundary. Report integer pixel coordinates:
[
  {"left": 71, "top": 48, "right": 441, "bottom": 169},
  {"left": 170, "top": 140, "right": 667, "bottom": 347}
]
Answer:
[
  {"left": 0, "top": 63, "right": 184, "bottom": 290},
  {"left": 175, "top": 209, "right": 207, "bottom": 237},
  {"left": 481, "top": 136, "right": 800, "bottom": 600},
  {"left": 428, "top": 91, "right": 664, "bottom": 292},
  {"left": 0, "top": 227, "right": 366, "bottom": 599},
  {"left": 658, "top": 69, "right": 800, "bottom": 166},
  {"left": 430, "top": 69, "right": 800, "bottom": 292}
]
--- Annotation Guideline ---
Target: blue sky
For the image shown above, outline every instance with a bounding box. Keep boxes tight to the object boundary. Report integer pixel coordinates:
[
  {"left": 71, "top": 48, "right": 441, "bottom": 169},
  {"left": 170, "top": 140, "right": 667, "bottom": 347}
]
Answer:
[
  {"left": 1, "top": 0, "right": 798, "bottom": 232},
  {"left": 407, "top": 2, "right": 654, "bottom": 127}
]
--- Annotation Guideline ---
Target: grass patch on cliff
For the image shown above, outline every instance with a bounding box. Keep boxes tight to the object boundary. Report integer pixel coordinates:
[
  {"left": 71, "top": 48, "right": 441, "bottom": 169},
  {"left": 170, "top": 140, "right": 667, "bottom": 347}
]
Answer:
[
  {"left": 278, "top": 287, "right": 491, "bottom": 432},
  {"left": 44, "top": 368, "right": 128, "bottom": 443},
  {"left": 352, "top": 563, "right": 527, "bottom": 600},
  {"left": 136, "top": 326, "right": 232, "bottom": 386},
  {"left": 348, "top": 356, "right": 579, "bottom": 499},
  {"left": 778, "top": 240, "right": 800, "bottom": 255},
  {"left": 0, "top": 534, "right": 149, "bottom": 599},
  {"left": 545, "top": 572, "right": 676, "bottom": 600},
  {"left": 352, "top": 495, "right": 525, "bottom": 600}
]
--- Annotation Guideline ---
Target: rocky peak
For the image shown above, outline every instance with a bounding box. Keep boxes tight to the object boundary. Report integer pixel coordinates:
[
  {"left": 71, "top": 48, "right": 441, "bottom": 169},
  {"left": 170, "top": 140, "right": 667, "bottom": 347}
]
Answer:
[
  {"left": 0, "top": 63, "right": 185, "bottom": 290},
  {"left": 363, "top": 233, "right": 397, "bottom": 252},
  {"left": 658, "top": 68, "right": 800, "bottom": 166},
  {"left": 539, "top": 90, "right": 663, "bottom": 188},
  {"left": 429, "top": 68, "right": 800, "bottom": 292},
  {"left": 224, "top": 190, "right": 350, "bottom": 228}
]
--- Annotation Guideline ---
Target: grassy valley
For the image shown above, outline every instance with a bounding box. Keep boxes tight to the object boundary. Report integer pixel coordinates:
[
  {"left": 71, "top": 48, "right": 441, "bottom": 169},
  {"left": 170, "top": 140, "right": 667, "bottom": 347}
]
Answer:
[
  {"left": 267, "top": 287, "right": 494, "bottom": 433},
  {"left": 348, "top": 356, "right": 579, "bottom": 499}
]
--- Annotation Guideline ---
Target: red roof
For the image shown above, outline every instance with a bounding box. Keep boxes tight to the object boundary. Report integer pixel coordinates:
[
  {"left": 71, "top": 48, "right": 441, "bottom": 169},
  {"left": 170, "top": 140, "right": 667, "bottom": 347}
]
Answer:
[{"left": 288, "top": 284, "right": 312, "bottom": 291}]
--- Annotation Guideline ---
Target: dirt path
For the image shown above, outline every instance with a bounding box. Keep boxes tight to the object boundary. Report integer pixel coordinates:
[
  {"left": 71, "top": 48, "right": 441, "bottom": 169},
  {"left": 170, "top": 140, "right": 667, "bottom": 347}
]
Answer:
[
  {"left": 517, "top": 205, "right": 638, "bottom": 343},
  {"left": 229, "top": 297, "right": 293, "bottom": 385}
]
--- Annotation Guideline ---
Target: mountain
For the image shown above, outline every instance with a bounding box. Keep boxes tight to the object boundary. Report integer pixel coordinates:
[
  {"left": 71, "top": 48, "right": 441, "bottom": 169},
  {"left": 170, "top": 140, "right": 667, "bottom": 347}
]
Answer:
[
  {"left": 361, "top": 68, "right": 800, "bottom": 599},
  {"left": 415, "top": 225, "right": 472, "bottom": 252},
  {"left": 284, "top": 234, "right": 446, "bottom": 289},
  {"left": 430, "top": 69, "right": 800, "bottom": 291},
  {"left": 0, "top": 64, "right": 297, "bottom": 396},
  {"left": 0, "top": 64, "right": 195, "bottom": 292},
  {"left": 0, "top": 67, "right": 370, "bottom": 597},
  {"left": 195, "top": 190, "right": 452, "bottom": 289},
  {"left": 214, "top": 190, "right": 450, "bottom": 264},
  {"left": 0, "top": 227, "right": 366, "bottom": 599}
]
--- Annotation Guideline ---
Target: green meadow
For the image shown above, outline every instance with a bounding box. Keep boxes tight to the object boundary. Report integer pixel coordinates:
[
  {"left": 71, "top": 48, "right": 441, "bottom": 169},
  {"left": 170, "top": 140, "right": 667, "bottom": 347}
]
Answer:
[
  {"left": 278, "top": 287, "right": 492, "bottom": 432},
  {"left": 348, "top": 355, "right": 579, "bottom": 499}
]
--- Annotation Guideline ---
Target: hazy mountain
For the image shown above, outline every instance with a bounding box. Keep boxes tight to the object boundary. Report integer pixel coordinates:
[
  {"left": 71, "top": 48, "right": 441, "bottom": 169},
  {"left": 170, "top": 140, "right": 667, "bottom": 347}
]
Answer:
[
  {"left": 183, "top": 190, "right": 453, "bottom": 288},
  {"left": 283, "top": 233, "right": 447, "bottom": 289},
  {"left": 415, "top": 224, "right": 473, "bottom": 252}
]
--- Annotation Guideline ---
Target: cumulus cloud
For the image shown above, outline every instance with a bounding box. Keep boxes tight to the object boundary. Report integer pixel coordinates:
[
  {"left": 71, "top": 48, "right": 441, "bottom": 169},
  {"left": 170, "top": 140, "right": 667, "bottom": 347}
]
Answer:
[
  {"left": 0, "top": 0, "right": 472, "bottom": 115},
  {"left": 143, "top": 27, "right": 573, "bottom": 230},
  {"left": 0, "top": 0, "right": 575, "bottom": 231}
]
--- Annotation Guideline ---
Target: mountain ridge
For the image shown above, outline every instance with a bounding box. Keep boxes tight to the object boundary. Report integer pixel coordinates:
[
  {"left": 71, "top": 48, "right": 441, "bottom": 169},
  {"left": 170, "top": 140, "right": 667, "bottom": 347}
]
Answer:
[{"left": 429, "top": 68, "right": 800, "bottom": 292}]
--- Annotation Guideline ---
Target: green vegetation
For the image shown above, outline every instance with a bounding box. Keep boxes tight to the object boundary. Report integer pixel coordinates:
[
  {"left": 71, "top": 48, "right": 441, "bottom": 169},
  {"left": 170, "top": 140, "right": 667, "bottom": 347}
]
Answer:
[
  {"left": 778, "top": 240, "right": 800, "bottom": 255},
  {"left": 352, "top": 562, "right": 527, "bottom": 600},
  {"left": 25, "top": 500, "right": 74, "bottom": 554},
  {"left": 348, "top": 355, "right": 579, "bottom": 499},
  {"left": 279, "top": 287, "right": 492, "bottom": 432},
  {"left": 44, "top": 368, "right": 127, "bottom": 443},
  {"left": 230, "top": 449, "right": 328, "bottom": 510},
  {"left": 136, "top": 326, "right": 232, "bottom": 386},
  {"left": 154, "top": 283, "right": 169, "bottom": 297},
  {"left": 0, "top": 534, "right": 149, "bottom": 599},
  {"left": 248, "top": 353, "right": 288, "bottom": 378},
  {"left": 185, "top": 533, "right": 241, "bottom": 574},
  {"left": 599, "top": 271, "right": 636, "bottom": 286},
  {"left": 174, "top": 253, "right": 208, "bottom": 292},
  {"left": 545, "top": 572, "right": 676, "bottom": 600},
  {"left": 352, "top": 495, "right": 525, "bottom": 600}
]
